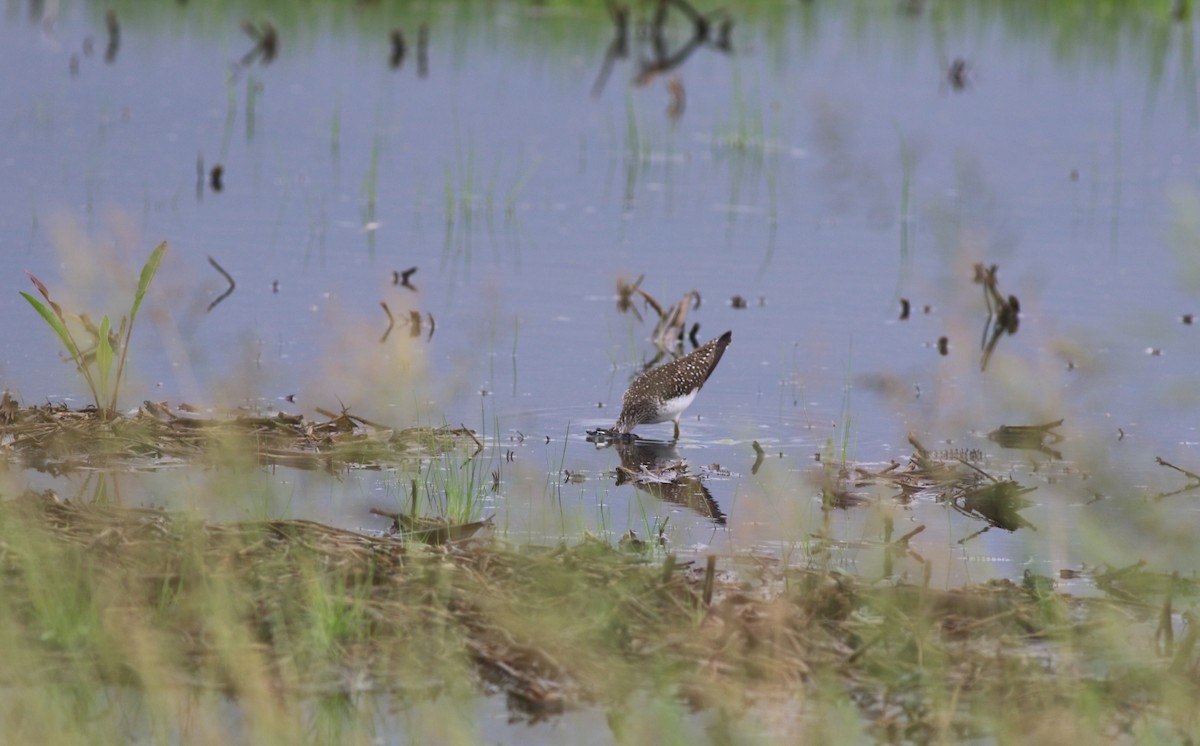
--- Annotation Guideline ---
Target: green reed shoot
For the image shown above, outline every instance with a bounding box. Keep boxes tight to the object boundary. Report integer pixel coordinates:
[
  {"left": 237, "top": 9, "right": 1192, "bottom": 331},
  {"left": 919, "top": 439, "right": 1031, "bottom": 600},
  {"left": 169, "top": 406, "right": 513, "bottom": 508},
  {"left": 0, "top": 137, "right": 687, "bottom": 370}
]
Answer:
[{"left": 20, "top": 241, "right": 167, "bottom": 416}]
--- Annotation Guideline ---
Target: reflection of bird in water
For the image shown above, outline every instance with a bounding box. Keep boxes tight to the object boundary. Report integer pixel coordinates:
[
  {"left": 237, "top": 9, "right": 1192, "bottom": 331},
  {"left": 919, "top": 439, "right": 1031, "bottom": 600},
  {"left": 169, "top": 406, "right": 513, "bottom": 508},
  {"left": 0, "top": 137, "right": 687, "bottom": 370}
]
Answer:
[
  {"left": 615, "top": 331, "right": 731, "bottom": 441},
  {"left": 613, "top": 440, "right": 725, "bottom": 525},
  {"left": 956, "top": 479, "right": 1035, "bottom": 533}
]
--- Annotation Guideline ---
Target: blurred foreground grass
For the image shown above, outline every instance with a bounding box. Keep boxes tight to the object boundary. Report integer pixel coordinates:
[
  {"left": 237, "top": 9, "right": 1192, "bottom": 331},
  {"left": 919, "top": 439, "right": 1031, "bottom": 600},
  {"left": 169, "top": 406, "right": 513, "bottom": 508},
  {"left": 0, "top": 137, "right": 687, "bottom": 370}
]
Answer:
[{"left": 0, "top": 487, "right": 1195, "bottom": 744}]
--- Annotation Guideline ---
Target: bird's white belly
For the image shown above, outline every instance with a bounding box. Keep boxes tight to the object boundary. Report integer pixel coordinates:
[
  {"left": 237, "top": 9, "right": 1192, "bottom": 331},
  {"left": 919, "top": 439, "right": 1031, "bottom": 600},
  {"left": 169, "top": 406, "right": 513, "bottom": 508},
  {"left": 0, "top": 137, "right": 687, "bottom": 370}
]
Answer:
[{"left": 645, "top": 389, "right": 697, "bottom": 424}]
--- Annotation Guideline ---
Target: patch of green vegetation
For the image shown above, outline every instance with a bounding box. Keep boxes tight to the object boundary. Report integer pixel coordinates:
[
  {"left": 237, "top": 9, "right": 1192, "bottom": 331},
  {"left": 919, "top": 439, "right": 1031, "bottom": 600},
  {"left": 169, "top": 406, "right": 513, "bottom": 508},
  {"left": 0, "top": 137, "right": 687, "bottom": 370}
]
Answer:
[
  {"left": 19, "top": 242, "right": 166, "bottom": 417},
  {"left": 422, "top": 446, "right": 491, "bottom": 525},
  {"left": 0, "top": 489, "right": 1196, "bottom": 743}
]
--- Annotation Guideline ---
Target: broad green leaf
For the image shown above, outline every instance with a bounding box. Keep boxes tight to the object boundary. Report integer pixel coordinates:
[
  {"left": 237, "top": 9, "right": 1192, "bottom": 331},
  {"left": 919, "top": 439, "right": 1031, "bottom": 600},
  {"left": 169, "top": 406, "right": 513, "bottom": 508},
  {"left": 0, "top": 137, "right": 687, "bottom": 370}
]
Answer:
[
  {"left": 96, "top": 315, "right": 113, "bottom": 408},
  {"left": 20, "top": 291, "right": 81, "bottom": 362}
]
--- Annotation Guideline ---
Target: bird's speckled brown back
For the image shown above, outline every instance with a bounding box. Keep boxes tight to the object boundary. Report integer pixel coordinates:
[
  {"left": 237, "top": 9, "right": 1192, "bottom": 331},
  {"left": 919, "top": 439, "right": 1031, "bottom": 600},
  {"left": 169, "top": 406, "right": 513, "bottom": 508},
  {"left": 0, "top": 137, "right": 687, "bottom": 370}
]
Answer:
[{"left": 615, "top": 331, "right": 731, "bottom": 433}]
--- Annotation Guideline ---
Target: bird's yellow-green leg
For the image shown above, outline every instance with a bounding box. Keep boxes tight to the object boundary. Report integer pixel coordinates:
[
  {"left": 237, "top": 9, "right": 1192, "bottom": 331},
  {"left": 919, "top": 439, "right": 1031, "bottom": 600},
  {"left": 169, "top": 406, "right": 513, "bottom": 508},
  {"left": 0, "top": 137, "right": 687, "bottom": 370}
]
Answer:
[{"left": 673, "top": 420, "right": 680, "bottom": 441}]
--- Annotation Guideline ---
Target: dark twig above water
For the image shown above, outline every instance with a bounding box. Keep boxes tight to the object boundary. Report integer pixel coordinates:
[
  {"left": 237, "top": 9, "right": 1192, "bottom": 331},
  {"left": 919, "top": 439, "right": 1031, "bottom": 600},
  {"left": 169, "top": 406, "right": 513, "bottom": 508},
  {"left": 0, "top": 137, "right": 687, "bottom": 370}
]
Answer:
[
  {"left": 613, "top": 278, "right": 704, "bottom": 358},
  {"left": 591, "top": 1, "right": 630, "bottom": 97},
  {"left": 380, "top": 301, "right": 395, "bottom": 343},
  {"left": 395, "top": 266, "right": 418, "bottom": 290},
  {"left": 1152, "top": 456, "right": 1200, "bottom": 500},
  {"left": 1156, "top": 456, "right": 1200, "bottom": 483},
  {"left": 653, "top": 289, "right": 701, "bottom": 351},
  {"left": 591, "top": 0, "right": 733, "bottom": 100},
  {"left": 388, "top": 29, "right": 406, "bottom": 70},
  {"left": 944, "top": 57, "right": 972, "bottom": 91},
  {"left": 206, "top": 255, "right": 236, "bottom": 312},
  {"left": 104, "top": 10, "right": 120, "bottom": 64},
  {"left": 751, "top": 440, "right": 765, "bottom": 475},
  {"left": 239, "top": 20, "right": 278, "bottom": 68}
]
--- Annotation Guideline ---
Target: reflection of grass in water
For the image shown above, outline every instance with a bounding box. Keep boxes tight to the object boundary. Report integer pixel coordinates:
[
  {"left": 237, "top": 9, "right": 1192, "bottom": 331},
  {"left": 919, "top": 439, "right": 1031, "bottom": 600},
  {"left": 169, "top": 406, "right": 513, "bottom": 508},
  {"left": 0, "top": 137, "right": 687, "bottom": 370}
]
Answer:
[
  {"left": 360, "top": 131, "right": 381, "bottom": 242},
  {"left": 329, "top": 103, "right": 341, "bottom": 160},
  {"left": 220, "top": 70, "right": 236, "bottom": 160},
  {"left": 897, "top": 130, "right": 918, "bottom": 294},
  {"left": 1109, "top": 105, "right": 1122, "bottom": 253},
  {"left": 623, "top": 93, "right": 644, "bottom": 209},
  {"left": 714, "top": 66, "right": 784, "bottom": 254},
  {"left": 835, "top": 341, "right": 855, "bottom": 466},
  {"left": 504, "top": 151, "right": 537, "bottom": 221},
  {"left": 244, "top": 74, "right": 259, "bottom": 141},
  {"left": 440, "top": 118, "right": 477, "bottom": 265},
  {"left": 544, "top": 422, "right": 580, "bottom": 538},
  {"left": 715, "top": 66, "right": 766, "bottom": 157},
  {"left": 618, "top": 94, "right": 683, "bottom": 216},
  {"left": 440, "top": 136, "right": 534, "bottom": 272},
  {"left": 1168, "top": 186, "right": 1200, "bottom": 291}
]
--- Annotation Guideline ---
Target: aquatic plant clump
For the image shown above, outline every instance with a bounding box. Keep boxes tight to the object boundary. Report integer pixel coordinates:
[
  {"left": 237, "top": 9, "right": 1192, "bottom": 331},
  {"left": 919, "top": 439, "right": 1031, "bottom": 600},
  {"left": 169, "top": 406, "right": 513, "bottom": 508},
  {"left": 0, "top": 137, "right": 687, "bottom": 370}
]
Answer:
[{"left": 19, "top": 241, "right": 167, "bottom": 417}]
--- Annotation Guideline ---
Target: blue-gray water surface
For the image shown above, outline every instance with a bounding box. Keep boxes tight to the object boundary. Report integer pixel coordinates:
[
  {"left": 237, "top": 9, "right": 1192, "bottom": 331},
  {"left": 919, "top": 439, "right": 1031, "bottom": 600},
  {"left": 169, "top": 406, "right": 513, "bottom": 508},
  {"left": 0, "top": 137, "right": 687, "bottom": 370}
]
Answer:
[{"left": 2, "top": 2, "right": 1200, "bottom": 603}]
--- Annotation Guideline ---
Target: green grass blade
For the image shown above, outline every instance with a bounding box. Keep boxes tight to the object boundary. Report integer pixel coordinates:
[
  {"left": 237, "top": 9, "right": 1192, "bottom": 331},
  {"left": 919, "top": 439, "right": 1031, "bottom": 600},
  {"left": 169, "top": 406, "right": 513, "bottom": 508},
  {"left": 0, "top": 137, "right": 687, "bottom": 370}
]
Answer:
[
  {"left": 112, "top": 241, "right": 167, "bottom": 411},
  {"left": 96, "top": 315, "right": 113, "bottom": 409},
  {"left": 129, "top": 241, "right": 167, "bottom": 326},
  {"left": 21, "top": 290, "right": 102, "bottom": 408},
  {"left": 20, "top": 292, "right": 82, "bottom": 362}
]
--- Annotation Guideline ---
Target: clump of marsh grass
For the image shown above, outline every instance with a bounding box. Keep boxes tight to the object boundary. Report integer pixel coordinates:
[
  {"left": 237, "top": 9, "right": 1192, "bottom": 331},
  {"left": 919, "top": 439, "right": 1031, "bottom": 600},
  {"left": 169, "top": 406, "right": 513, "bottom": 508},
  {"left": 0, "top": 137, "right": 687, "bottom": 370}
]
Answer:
[{"left": 19, "top": 241, "right": 166, "bottom": 418}]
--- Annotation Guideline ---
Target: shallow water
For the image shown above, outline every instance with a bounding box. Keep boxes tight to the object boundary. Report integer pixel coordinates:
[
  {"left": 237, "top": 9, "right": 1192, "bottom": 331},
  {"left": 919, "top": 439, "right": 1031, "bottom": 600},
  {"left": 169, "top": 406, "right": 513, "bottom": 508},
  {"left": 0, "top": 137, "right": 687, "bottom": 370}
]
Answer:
[{"left": 3, "top": 2, "right": 1200, "bottom": 609}]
